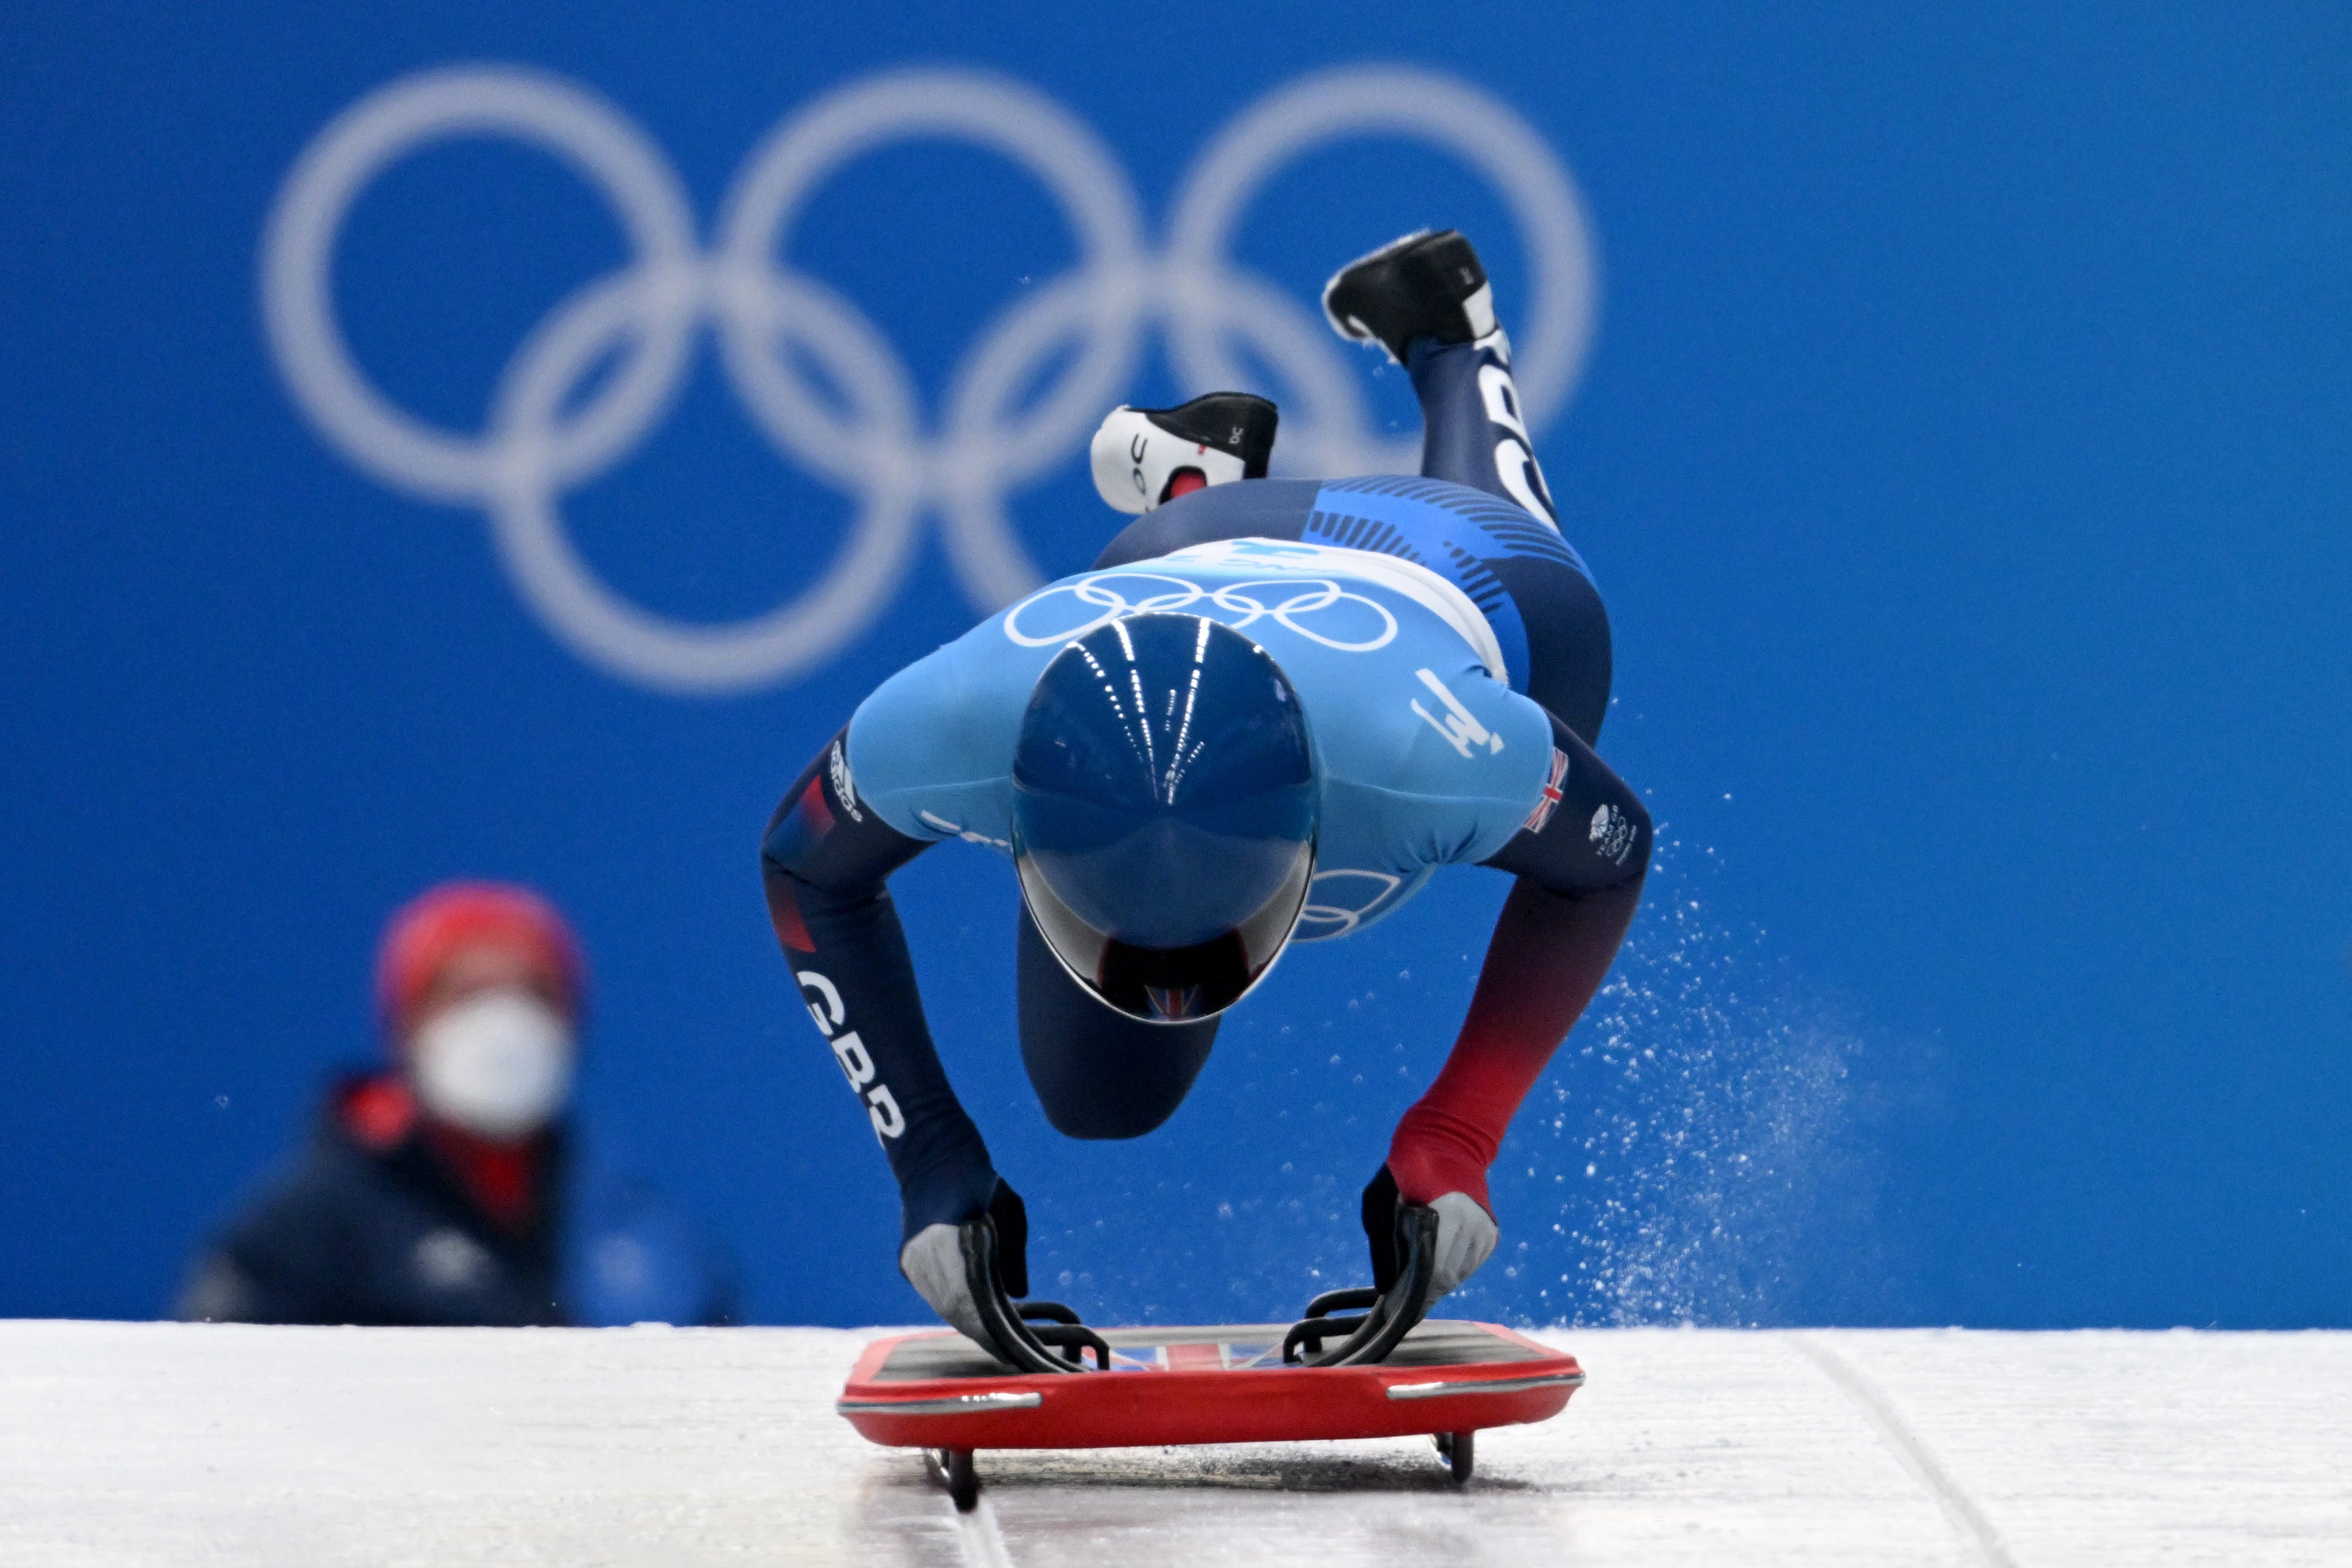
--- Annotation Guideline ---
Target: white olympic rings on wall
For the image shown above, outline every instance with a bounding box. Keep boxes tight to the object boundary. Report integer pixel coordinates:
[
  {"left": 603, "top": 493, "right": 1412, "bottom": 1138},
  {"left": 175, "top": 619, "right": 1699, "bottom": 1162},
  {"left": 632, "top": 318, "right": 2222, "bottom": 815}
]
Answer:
[
  {"left": 1001, "top": 572, "right": 1399, "bottom": 653},
  {"left": 261, "top": 62, "right": 1596, "bottom": 693}
]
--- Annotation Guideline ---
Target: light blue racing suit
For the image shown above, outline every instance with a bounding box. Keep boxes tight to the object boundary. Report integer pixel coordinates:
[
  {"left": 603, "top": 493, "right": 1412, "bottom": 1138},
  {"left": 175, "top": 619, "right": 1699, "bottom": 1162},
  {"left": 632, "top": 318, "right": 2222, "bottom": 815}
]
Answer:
[{"left": 848, "top": 535, "right": 1557, "bottom": 945}]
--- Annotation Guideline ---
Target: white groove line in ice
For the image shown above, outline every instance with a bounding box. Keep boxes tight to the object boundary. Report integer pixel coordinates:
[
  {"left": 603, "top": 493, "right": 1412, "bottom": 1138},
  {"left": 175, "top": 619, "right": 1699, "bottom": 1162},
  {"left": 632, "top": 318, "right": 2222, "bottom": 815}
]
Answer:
[
  {"left": 922, "top": 1446, "right": 1019, "bottom": 1568},
  {"left": 956, "top": 1493, "right": 1017, "bottom": 1568},
  {"left": 1788, "top": 1335, "right": 2017, "bottom": 1568}
]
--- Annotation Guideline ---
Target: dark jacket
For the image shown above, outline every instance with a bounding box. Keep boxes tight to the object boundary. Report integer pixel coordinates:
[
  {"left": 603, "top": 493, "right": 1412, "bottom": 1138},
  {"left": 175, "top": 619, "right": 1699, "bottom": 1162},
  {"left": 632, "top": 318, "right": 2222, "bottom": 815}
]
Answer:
[{"left": 179, "top": 1076, "right": 737, "bottom": 1326}]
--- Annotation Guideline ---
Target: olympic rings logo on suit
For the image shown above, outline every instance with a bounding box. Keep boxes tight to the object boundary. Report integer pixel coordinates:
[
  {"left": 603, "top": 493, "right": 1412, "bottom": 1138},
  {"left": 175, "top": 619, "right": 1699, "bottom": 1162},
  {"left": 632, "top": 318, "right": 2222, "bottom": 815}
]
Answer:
[
  {"left": 261, "top": 63, "right": 1596, "bottom": 694},
  {"left": 1298, "top": 869, "right": 1406, "bottom": 942},
  {"left": 1001, "top": 571, "right": 1399, "bottom": 654}
]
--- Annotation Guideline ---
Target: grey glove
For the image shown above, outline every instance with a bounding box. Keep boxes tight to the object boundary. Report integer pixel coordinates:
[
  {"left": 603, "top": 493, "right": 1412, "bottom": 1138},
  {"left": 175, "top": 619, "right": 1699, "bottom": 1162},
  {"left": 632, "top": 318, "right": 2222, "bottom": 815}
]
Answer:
[
  {"left": 1424, "top": 1190, "right": 1500, "bottom": 1306},
  {"left": 1362, "top": 1164, "right": 1500, "bottom": 1311},
  {"left": 899, "top": 1224, "right": 993, "bottom": 1346},
  {"left": 897, "top": 1178, "right": 1031, "bottom": 1346}
]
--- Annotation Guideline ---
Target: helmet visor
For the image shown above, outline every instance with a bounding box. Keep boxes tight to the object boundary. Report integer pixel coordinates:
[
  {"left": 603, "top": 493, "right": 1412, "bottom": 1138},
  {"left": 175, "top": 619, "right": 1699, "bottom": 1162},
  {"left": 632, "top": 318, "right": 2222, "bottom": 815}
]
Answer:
[{"left": 1016, "top": 833, "right": 1314, "bottom": 1024}]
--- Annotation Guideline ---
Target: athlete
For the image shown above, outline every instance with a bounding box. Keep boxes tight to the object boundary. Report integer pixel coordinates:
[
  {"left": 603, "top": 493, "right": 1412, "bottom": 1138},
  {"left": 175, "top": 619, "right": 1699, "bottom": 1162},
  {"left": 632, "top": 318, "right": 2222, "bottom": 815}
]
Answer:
[{"left": 762, "top": 231, "right": 1651, "bottom": 1347}]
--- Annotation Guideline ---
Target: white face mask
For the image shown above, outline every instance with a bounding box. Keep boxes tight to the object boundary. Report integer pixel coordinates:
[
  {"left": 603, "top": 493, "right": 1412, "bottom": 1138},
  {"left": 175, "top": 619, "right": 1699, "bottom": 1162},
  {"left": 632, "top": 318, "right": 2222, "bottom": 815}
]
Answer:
[{"left": 409, "top": 989, "right": 574, "bottom": 1143}]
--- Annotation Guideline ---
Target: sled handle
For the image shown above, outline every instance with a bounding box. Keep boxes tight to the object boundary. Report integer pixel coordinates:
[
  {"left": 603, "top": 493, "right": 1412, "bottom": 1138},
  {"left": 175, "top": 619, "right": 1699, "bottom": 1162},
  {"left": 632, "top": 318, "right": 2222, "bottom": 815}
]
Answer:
[
  {"left": 1280, "top": 1312, "right": 1367, "bottom": 1362},
  {"left": 1289, "top": 1204, "right": 1440, "bottom": 1368},
  {"left": 1303, "top": 1286, "right": 1380, "bottom": 1320},
  {"left": 958, "top": 1217, "right": 1110, "bottom": 1373},
  {"left": 1015, "top": 1300, "right": 1084, "bottom": 1326}
]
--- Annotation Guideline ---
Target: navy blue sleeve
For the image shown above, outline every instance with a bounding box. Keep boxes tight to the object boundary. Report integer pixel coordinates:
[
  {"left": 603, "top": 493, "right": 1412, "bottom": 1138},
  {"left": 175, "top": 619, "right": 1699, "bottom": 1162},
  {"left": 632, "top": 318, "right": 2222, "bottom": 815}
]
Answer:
[
  {"left": 760, "top": 731, "right": 1001, "bottom": 1243},
  {"left": 1477, "top": 708, "right": 1650, "bottom": 896}
]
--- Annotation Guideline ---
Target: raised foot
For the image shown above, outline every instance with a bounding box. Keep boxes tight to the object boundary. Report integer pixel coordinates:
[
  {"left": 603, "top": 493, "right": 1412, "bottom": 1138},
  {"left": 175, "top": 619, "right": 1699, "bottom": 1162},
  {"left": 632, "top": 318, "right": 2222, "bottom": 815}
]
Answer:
[{"left": 1320, "top": 229, "right": 1495, "bottom": 364}]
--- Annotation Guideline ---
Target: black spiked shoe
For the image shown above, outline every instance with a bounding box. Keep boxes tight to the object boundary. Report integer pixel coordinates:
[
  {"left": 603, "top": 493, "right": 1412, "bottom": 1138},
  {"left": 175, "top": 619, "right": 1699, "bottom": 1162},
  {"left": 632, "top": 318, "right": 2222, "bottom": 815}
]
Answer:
[
  {"left": 1089, "top": 391, "right": 1278, "bottom": 514},
  {"left": 1136, "top": 391, "right": 1278, "bottom": 477},
  {"left": 1321, "top": 229, "right": 1496, "bottom": 364}
]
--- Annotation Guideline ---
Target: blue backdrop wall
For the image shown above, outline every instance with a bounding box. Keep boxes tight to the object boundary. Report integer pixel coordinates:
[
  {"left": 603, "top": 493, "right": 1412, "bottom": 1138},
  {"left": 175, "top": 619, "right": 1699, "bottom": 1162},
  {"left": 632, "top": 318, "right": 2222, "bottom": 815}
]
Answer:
[{"left": 3, "top": 2, "right": 2347, "bottom": 1329}]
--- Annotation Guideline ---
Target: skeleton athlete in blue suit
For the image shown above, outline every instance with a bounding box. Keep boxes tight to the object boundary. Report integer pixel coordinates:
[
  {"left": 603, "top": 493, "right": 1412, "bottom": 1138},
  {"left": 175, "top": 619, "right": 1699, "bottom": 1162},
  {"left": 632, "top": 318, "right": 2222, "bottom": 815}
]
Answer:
[{"left": 762, "top": 231, "right": 1651, "bottom": 1346}]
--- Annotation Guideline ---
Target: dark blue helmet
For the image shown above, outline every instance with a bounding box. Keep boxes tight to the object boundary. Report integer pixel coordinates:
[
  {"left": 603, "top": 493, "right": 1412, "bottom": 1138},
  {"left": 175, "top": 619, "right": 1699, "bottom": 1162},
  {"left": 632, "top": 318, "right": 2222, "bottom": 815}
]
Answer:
[{"left": 1012, "top": 612, "right": 1317, "bottom": 1023}]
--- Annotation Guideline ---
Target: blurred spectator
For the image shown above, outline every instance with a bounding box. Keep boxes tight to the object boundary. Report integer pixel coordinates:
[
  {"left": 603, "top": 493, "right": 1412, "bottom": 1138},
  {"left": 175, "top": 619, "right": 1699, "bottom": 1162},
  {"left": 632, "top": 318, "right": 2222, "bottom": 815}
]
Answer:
[{"left": 179, "top": 882, "right": 738, "bottom": 1326}]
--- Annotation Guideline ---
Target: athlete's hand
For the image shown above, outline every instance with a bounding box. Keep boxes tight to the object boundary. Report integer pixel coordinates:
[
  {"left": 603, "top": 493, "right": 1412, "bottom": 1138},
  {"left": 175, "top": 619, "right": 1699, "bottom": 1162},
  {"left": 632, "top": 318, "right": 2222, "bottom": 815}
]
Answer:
[
  {"left": 899, "top": 1178, "right": 1030, "bottom": 1344},
  {"left": 1422, "top": 1191, "right": 1500, "bottom": 1301},
  {"left": 1361, "top": 1164, "right": 1499, "bottom": 1310}
]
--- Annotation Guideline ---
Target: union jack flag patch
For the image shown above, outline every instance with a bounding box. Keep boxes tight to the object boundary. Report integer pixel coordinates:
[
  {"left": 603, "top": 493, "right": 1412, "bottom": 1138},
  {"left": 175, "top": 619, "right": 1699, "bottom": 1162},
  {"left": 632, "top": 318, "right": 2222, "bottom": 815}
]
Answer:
[{"left": 1521, "top": 746, "right": 1571, "bottom": 834}]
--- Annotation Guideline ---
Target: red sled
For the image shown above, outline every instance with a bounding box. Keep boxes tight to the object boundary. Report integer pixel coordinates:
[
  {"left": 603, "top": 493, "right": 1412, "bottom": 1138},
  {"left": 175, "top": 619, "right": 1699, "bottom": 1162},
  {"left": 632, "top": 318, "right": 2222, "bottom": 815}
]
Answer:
[
  {"left": 840, "top": 1206, "right": 1583, "bottom": 1507},
  {"left": 838, "top": 1318, "right": 1584, "bottom": 1506}
]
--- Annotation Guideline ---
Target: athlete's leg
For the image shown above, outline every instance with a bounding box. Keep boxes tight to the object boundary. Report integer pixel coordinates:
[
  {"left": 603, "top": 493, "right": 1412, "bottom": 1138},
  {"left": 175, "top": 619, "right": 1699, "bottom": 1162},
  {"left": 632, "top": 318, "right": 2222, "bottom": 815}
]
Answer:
[
  {"left": 1501, "top": 557, "right": 1611, "bottom": 745},
  {"left": 1322, "top": 235, "right": 1605, "bottom": 730},
  {"left": 1090, "top": 478, "right": 1316, "bottom": 570},
  {"left": 1016, "top": 908, "right": 1218, "bottom": 1138},
  {"left": 1322, "top": 229, "right": 1560, "bottom": 522},
  {"left": 1409, "top": 336, "right": 1558, "bottom": 525}
]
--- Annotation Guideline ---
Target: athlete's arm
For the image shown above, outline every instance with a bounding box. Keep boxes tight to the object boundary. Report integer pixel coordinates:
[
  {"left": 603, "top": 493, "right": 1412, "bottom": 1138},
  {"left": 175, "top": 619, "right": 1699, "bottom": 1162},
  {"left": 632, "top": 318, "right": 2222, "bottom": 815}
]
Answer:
[
  {"left": 1366, "top": 709, "right": 1651, "bottom": 1292},
  {"left": 760, "top": 734, "right": 1019, "bottom": 1272}
]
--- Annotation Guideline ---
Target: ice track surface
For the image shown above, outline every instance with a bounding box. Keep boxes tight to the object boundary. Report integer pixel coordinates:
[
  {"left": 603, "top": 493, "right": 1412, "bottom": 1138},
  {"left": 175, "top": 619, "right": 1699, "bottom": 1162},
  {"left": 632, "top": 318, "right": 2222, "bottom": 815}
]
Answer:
[{"left": 3, "top": 1323, "right": 2347, "bottom": 1566}]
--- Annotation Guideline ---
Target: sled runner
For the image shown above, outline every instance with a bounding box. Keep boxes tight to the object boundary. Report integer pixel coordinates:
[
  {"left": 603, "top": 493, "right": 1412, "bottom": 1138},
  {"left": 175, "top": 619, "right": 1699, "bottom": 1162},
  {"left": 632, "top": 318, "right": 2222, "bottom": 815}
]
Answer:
[{"left": 835, "top": 1206, "right": 1585, "bottom": 1509}]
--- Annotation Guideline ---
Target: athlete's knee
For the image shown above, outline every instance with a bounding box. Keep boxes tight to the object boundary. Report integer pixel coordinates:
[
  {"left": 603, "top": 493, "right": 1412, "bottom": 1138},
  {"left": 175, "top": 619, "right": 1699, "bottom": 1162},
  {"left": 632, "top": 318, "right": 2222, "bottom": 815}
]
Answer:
[
  {"left": 1017, "top": 965, "right": 1216, "bottom": 1140},
  {"left": 1023, "top": 1022, "right": 1216, "bottom": 1139},
  {"left": 1036, "top": 1087, "right": 1189, "bottom": 1141}
]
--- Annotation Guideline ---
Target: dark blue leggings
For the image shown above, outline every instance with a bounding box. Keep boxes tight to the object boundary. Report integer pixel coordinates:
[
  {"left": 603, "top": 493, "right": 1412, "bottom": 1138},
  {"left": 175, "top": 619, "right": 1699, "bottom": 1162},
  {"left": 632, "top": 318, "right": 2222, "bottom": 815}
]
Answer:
[{"left": 1026, "top": 339, "right": 1613, "bottom": 1140}]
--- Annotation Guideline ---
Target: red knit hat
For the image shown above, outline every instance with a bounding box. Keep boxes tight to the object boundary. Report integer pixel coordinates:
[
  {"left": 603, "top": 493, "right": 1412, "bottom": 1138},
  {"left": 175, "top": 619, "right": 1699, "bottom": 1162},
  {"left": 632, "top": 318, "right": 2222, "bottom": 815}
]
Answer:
[{"left": 375, "top": 881, "right": 585, "bottom": 1041}]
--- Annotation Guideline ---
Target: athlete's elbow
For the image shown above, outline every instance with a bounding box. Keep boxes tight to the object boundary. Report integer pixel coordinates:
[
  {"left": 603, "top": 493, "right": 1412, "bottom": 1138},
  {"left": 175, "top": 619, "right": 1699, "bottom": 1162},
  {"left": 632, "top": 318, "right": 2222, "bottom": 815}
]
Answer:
[
  {"left": 759, "top": 777, "right": 805, "bottom": 871},
  {"left": 758, "top": 810, "right": 797, "bottom": 880},
  {"left": 1594, "top": 787, "right": 1652, "bottom": 888},
  {"left": 758, "top": 834, "right": 801, "bottom": 900}
]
